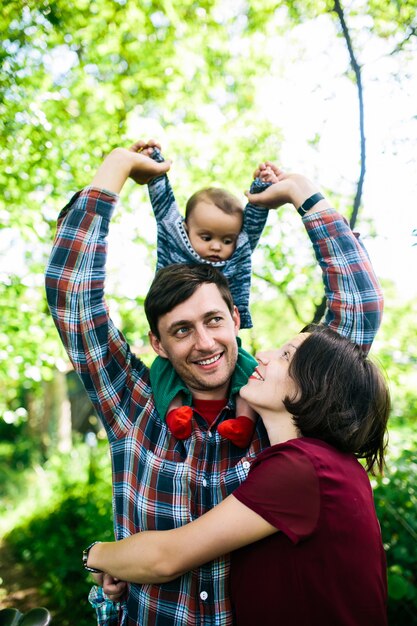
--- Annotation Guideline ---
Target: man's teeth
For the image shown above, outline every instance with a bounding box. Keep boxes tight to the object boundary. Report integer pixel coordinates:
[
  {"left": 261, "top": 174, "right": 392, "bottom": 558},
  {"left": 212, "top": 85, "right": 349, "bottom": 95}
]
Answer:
[{"left": 197, "top": 354, "right": 222, "bottom": 366}]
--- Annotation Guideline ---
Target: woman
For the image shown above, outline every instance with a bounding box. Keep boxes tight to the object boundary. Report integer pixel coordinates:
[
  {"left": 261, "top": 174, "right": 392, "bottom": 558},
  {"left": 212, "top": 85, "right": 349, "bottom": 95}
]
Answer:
[{"left": 84, "top": 324, "right": 390, "bottom": 626}]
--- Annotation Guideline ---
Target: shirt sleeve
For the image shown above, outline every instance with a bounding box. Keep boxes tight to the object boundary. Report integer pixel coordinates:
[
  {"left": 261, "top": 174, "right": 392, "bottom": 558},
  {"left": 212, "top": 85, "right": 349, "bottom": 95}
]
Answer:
[
  {"left": 233, "top": 446, "right": 320, "bottom": 543},
  {"left": 303, "top": 209, "right": 384, "bottom": 353},
  {"left": 45, "top": 187, "right": 150, "bottom": 440}
]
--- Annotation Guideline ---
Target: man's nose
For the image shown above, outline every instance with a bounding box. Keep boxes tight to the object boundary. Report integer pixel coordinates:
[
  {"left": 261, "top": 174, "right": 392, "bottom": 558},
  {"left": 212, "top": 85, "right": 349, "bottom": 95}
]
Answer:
[{"left": 194, "top": 326, "right": 216, "bottom": 351}]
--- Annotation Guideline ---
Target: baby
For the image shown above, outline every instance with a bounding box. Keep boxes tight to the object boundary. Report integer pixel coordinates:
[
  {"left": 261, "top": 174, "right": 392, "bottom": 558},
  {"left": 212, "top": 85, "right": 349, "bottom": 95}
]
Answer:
[{"left": 139, "top": 142, "right": 275, "bottom": 447}]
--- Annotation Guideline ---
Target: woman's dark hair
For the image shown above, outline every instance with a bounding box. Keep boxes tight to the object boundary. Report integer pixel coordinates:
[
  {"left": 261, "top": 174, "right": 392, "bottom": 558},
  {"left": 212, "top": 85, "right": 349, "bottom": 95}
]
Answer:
[
  {"left": 144, "top": 263, "right": 234, "bottom": 339},
  {"left": 285, "top": 324, "right": 390, "bottom": 475},
  {"left": 185, "top": 187, "right": 243, "bottom": 221}
]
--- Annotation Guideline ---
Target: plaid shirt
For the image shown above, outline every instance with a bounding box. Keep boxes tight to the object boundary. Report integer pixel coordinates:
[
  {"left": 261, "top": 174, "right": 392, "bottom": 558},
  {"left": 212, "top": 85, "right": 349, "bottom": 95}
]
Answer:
[{"left": 45, "top": 187, "right": 383, "bottom": 626}]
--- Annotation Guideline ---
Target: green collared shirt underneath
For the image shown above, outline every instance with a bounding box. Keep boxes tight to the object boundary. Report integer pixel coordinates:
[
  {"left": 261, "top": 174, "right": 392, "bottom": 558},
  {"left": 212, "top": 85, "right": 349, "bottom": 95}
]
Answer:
[{"left": 150, "top": 338, "right": 257, "bottom": 420}]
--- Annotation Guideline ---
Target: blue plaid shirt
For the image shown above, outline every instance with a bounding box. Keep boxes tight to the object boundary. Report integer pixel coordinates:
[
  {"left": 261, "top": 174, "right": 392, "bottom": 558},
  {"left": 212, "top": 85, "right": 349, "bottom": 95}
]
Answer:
[{"left": 45, "top": 187, "right": 383, "bottom": 626}]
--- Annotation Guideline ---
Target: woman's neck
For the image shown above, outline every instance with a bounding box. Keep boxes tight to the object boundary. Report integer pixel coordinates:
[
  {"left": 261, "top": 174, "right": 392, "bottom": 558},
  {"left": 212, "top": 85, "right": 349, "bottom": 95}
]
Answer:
[{"left": 260, "top": 409, "right": 299, "bottom": 446}]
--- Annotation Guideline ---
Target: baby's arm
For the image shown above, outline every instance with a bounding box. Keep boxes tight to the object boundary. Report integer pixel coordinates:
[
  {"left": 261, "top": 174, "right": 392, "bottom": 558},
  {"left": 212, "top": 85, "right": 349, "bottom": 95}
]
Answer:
[{"left": 146, "top": 147, "right": 179, "bottom": 222}]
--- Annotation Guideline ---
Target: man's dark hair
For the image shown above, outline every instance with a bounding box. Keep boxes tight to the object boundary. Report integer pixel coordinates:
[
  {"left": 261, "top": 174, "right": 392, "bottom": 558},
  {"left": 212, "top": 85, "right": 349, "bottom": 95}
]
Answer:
[
  {"left": 144, "top": 263, "right": 234, "bottom": 339},
  {"left": 285, "top": 324, "right": 390, "bottom": 475},
  {"left": 185, "top": 187, "right": 243, "bottom": 221}
]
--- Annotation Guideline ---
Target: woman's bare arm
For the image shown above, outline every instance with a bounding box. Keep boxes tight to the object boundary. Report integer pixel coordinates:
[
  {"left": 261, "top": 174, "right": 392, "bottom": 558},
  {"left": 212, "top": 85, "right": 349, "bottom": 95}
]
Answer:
[{"left": 87, "top": 494, "right": 277, "bottom": 584}]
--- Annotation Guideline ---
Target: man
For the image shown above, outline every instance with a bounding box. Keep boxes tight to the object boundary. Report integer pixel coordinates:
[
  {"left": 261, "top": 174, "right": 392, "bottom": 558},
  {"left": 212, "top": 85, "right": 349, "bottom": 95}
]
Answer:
[{"left": 45, "top": 141, "right": 383, "bottom": 625}]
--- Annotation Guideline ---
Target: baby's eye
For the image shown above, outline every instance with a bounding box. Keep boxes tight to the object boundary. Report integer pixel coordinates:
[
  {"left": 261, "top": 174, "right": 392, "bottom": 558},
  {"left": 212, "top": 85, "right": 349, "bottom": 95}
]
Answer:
[
  {"left": 200, "top": 235, "right": 211, "bottom": 242},
  {"left": 223, "top": 238, "right": 235, "bottom": 245}
]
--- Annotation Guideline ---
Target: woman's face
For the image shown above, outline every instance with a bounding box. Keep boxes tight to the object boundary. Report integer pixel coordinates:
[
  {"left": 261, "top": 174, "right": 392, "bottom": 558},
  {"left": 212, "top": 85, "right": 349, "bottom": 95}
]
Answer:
[{"left": 240, "top": 333, "right": 308, "bottom": 414}]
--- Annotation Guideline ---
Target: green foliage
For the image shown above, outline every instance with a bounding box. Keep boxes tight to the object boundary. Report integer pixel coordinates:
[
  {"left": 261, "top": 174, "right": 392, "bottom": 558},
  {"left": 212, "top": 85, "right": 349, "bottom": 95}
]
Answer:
[
  {"left": 0, "top": 276, "right": 62, "bottom": 415},
  {"left": 374, "top": 425, "right": 417, "bottom": 625},
  {"left": 3, "top": 441, "right": 113, "bottom": 625}
]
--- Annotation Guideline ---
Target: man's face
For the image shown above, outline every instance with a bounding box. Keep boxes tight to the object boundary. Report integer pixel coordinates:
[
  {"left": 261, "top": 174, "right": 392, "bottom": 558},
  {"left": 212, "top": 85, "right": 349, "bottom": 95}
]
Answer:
[{"left": 149, "top": 283, "right": 240, "bottom": 399}]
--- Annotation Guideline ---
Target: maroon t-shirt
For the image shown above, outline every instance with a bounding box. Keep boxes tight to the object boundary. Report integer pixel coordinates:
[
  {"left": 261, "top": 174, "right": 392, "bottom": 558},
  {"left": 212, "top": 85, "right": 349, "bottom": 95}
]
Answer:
[{"left": 231, "top": 438, "right": 387, "bottom": 626}]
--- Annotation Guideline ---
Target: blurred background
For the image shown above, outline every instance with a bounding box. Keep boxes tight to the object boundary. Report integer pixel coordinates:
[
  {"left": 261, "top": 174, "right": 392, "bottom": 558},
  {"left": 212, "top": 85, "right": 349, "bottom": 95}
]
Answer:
[{"left": 0, "top": 1, "right": 416, "bottom": 624}]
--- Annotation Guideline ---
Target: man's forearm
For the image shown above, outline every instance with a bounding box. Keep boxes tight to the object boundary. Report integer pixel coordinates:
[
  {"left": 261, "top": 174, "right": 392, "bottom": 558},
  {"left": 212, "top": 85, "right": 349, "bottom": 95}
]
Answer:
[
  {"left": 90, "top": 148, "right": 133, "bottom": 194},
  {"left": 304, "top": 209, "right": 383, "bottom": 352}
]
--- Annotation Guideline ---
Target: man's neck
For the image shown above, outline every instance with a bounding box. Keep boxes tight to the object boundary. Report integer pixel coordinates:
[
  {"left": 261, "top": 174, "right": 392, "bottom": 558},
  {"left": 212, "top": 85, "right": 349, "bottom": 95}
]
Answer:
[{"left": 193, "top": 397, "right": 228, "bottom": 426}]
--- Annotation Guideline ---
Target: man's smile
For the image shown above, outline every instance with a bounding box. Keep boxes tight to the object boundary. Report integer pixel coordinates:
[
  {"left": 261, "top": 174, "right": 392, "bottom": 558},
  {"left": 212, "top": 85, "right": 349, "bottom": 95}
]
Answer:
[{"left": 194, "top": 352, "right": 224, "bottom": 366}]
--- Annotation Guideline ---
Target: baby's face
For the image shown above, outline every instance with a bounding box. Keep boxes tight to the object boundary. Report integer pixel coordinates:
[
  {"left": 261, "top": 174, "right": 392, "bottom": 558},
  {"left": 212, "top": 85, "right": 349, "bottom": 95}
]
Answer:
[{"left": 185, "top": 201, "right": 243, "bottom": 262}]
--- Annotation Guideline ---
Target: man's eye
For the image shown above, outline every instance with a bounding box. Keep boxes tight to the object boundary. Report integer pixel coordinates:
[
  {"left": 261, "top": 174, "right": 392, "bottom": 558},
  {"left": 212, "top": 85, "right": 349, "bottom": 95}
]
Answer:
[
  {"left": 208, "top": 316, "right": 222, "bottom": 325},
  {"left": 175, "top": 327, "right": 190, "bottom": 337}
]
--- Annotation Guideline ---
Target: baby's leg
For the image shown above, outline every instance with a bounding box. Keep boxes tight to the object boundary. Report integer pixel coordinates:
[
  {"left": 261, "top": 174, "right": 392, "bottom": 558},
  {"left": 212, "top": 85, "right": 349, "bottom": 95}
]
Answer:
[
  {"left": 217, "top": 397, "right": 257, "bottom": 448},
  {"left": 166, "top": 393, "right": 193, "bottom": 439}
]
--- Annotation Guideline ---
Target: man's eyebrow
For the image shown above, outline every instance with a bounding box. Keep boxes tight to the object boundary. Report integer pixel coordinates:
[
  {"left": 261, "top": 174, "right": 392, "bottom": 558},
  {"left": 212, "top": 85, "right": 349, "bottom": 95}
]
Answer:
[
  {"left": 167, "top": 310, "right": 224, "bottom": 334},
  {"left": 167, "top": 319, "right": 191, "bottom": 334}
]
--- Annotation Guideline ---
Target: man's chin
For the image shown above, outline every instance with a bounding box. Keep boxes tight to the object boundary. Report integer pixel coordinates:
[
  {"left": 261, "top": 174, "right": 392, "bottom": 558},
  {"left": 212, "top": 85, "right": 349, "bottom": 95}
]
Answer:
[{"left": 186, "top": 371, "right": 233, "bottom": 394}]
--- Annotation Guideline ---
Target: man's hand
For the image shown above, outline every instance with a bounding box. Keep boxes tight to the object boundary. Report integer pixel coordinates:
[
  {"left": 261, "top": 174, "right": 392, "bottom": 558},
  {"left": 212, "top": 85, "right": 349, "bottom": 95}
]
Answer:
[
  {"left": 246, "top": 162, "right": 328, "bottom": 213},
  {"left": 127, "top": 139, "right": 172, "bottom": 184},
  {"left": 102, "top": 573, "right": 128, "bottom": 602},
  {"left": 90, "top": 139, "right": 171, "bottom": 194}
]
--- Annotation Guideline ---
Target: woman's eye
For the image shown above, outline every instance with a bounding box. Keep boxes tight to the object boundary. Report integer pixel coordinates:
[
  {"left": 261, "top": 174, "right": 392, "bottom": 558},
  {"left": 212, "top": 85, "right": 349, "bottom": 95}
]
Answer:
[{"left": 282, "top": 350, "right": 290, "bottom": 360}]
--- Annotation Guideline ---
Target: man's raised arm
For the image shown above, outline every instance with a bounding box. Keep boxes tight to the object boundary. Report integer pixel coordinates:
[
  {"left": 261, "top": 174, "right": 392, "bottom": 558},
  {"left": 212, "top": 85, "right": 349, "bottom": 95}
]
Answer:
[
  {"left": 44, "top": 142, "right": 170, "bottom": 436},
  {"left": 246, "top": 165, "right": 383, "bottom": 353}
]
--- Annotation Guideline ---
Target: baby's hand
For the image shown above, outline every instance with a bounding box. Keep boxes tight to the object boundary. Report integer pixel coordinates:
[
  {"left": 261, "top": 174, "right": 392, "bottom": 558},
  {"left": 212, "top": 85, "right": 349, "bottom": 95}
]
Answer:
[
  {"left": 129, "top": 138, "right": 161, "bottom": 157},
  {"left": 254, "top": 161, "right": 286, "bottom": 184},
  {"left": 246, "top": 169, "right": 324, "bottom": 211}
]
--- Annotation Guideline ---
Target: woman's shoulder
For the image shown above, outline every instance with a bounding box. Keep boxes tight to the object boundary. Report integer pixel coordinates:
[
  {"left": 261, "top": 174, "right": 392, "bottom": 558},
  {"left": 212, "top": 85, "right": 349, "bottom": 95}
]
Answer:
[{"left": 253, "top": 438, "right": 362, "bottom": 475}]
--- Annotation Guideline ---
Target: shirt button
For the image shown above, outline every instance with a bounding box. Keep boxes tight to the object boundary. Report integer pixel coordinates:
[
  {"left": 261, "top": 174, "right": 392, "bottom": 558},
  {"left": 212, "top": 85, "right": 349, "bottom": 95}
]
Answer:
[
  {"left": 202, "top": 478, "right": 207, "bottom": 487},
  {"left": 200, "top": 591, "right": 208, "bottom": 601},
  {"left": 207, "top": 431, "right": 213, "bottom": 438},
  {"left": 242, "top": 461, "right": 250, "bottom": 470}
]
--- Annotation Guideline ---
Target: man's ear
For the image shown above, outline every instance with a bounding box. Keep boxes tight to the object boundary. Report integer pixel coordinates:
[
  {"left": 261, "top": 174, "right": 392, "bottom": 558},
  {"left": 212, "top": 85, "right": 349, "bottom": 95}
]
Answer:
[
  {"left": 148, "top": 331, "right": 168, "bottom": 358},
  {"left": 232, "top": 305, "right": 240, "bottom": 335}
]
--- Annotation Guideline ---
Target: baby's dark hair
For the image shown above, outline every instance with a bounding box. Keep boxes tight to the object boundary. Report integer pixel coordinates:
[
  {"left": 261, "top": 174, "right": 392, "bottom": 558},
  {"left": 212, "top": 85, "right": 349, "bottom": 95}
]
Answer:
[
  {"left": 185, "top": 187, "right": 244, "bottom": 221},
  {"left": 285, "top": 324, "right": 390, "bottom": 475}
]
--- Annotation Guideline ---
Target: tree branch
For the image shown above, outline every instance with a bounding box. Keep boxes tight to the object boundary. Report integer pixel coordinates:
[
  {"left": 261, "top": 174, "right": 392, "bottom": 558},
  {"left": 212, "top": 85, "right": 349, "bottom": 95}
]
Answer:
[
  {"left": 312, "top": 1, "right": 367, "bottom": 324},
  {"left": 389, "top": 25, "right": 417, "bottom": 55},
  {"left": 253, "top": 272, "right": 303, "bottom": 322},
  {"left": 332, "top": 0, "right": 366, "bottom": 230}
]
